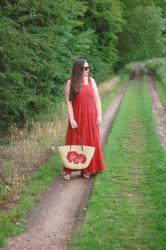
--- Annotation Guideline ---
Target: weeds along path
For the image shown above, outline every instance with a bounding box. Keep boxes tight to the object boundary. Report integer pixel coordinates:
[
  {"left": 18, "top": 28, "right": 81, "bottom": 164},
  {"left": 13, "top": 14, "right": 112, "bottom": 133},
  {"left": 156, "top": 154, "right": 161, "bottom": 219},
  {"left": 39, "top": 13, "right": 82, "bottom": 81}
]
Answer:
[
  {"left": 147, "top": 71, "right": 166, "bottom": 153},
  {"left": 69, "top": 75, "right": 166, "bottom": 250},
  {"left": 1, "top": 82, "right": 129, "bottom": 250}
]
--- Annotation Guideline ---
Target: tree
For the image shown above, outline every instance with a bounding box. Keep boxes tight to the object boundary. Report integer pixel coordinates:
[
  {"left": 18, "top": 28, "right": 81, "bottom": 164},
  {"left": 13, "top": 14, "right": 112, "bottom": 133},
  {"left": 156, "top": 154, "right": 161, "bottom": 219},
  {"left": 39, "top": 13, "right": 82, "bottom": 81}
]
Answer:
[{"left": 117, "top": 0, "right": 165, "bottom": 65}]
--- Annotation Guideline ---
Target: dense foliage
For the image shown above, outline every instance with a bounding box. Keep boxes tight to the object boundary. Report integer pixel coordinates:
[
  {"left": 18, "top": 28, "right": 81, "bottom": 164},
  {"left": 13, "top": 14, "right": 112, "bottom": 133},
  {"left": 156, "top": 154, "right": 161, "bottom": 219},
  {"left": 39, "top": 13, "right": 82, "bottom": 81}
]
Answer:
[
  {"left": 0, "top": 0, "right": 165, "bottom": 131},
  {"left": 125, "top": 57, "right": 166, "bottom": 80},
  {"left": 117, "top": 0, "right": 166, "bottom": 65},
  {"left": 125, "top": 57, "right": 166, "bottom": 111}
]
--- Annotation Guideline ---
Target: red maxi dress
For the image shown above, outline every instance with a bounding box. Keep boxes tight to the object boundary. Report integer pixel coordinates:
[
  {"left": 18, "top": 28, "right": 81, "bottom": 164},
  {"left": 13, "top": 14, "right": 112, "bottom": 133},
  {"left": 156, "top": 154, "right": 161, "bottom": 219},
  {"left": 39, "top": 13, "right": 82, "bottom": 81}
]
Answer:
[{"left": 63, "top": 76, "right": 105, "bottom": 175}]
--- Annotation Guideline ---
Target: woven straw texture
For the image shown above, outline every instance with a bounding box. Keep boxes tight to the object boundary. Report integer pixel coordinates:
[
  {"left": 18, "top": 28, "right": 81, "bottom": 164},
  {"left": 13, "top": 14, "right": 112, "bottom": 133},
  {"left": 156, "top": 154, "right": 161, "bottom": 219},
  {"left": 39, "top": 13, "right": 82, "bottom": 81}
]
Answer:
[{"left": 58, "top": 145, "right": 95, "bottom": 170}]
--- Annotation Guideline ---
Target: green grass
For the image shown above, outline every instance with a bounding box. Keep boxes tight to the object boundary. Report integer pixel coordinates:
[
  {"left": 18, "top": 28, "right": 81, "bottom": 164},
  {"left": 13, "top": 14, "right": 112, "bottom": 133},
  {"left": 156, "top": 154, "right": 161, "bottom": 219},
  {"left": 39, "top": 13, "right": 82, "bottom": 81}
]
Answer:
[
  {"left": 0, "top": 75, "right": 125, "bottom": 246},
  {"left": 69, "top": 79, "right": 166, "bottom": 250},
  {"left": 0, "top": 154, "right": 61, "bottom": 246},
  {"left": 155, "top": 80, "right": 166, "bottom": 110},
  {"left": 101, "top": 73, "right": 128, "bottom": 112}
]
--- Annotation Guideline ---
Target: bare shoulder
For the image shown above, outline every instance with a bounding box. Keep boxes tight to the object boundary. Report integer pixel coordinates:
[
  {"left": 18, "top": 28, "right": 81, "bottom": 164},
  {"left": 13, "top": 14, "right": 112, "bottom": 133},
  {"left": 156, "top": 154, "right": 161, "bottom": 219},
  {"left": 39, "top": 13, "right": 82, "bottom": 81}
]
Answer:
[
  {"left": 65, "top": 79, "right": 71, "bottom": 91},
  {"left": 66, "top": 78, "right": 71, "bottom": 86},
  {"left": 90, "top": 76, "right": 96, "bottom": 85},
  {"left": 90, "top": 76, "right": 98, "bottom": 90}
]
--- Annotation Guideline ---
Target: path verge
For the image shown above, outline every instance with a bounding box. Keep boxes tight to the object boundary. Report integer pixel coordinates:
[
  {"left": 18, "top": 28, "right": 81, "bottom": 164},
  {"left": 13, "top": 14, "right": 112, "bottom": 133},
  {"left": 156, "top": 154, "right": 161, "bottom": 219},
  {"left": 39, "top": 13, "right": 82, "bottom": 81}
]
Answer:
[
  {"left": 69, "top": 76, "right": 166, "bottom": 250},
  {"left": 1, "top": 81, "right": 129, "bottom": 250},
  {"left": 147, "top": 71, "right": 166, "bottom": 153}
]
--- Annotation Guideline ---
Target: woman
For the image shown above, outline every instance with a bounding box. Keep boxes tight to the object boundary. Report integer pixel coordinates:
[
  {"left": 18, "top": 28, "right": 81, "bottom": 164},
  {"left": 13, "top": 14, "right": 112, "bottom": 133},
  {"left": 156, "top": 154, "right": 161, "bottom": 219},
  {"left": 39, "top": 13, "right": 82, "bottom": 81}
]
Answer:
[{"left": 63, "top": 58, "right": 105, "bottom": 180}]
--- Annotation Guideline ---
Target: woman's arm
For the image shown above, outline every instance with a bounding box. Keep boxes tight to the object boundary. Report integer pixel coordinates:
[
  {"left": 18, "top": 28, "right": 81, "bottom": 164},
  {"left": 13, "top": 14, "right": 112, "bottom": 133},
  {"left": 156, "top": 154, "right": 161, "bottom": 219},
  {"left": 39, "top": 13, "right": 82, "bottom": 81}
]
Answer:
[
  {"left": 64, "top": 80, "right": 78, "bottom": 129},
  {"left": 91, "top": 77, "right": 102, "bottom": 127}
]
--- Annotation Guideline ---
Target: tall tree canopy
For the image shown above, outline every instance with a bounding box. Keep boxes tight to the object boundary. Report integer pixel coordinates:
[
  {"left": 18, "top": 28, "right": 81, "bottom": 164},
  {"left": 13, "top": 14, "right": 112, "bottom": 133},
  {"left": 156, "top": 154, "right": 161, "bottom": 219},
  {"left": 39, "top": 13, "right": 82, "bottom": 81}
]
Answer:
[
  {"left": 0, "top": 0, "right": 165, "bottom": 131},
  {"left": 117, "top": 0, "right": 165, "bottom": 65}
]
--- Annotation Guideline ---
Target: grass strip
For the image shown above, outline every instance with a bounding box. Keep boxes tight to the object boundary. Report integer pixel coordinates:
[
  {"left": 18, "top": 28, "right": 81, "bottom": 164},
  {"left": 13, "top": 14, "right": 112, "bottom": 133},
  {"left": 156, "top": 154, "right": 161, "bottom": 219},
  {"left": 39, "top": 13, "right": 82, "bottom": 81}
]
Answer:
[
  {"left": 0, "top": 154, "right": 61, "bottom": 246},
  {"left": 101, "top": 73, "right": 128, "bottom": 112},
  {"left": 69, "top": 79, "right": 166, "bottom": 250},
  {"left": 0, "top": 75, "right": 125, "bottom": 246},
  {"left": 155, "top": 80, "right": 166, "bottom": 110}
]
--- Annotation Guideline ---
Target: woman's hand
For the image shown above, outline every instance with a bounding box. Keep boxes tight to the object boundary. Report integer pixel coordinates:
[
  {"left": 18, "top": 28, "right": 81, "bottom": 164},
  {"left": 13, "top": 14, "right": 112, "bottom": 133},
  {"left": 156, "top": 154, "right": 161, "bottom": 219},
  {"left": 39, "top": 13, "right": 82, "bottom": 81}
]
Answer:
[
  {"left": 96, "top": 115, "right": 102, "bottom": 127},
  {"left": 70, "top": 119, "right": 78, "bottom": 129}
]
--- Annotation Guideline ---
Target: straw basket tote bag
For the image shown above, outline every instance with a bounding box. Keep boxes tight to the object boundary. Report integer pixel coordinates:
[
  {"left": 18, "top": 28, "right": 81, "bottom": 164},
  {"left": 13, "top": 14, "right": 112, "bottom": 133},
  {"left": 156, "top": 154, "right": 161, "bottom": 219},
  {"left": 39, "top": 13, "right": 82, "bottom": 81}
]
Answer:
[{"left": 58, "top": 127, "right": 95, "bottom": 170}]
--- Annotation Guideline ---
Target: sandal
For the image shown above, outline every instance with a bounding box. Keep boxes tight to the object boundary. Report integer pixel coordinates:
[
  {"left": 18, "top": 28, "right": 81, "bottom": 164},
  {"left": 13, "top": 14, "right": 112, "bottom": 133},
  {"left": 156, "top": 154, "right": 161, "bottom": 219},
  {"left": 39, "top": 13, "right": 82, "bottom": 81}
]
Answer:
[
  {"left": 81, "top": 173, "right": 91, "bottom": 179},
  {"left": 63, "top": 172, "right": 71, "bottom": 180}
]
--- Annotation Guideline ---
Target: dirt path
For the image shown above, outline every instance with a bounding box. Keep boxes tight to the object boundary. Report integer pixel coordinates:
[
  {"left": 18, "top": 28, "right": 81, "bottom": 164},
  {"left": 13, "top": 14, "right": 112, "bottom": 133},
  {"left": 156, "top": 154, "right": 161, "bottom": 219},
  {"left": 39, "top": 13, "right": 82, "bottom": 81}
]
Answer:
[
  {"left": 1, "top": 82, "right": 129, "bottom": 250},
  {"left": 147, "top": 72, "right": 166, "bottom": 154}
]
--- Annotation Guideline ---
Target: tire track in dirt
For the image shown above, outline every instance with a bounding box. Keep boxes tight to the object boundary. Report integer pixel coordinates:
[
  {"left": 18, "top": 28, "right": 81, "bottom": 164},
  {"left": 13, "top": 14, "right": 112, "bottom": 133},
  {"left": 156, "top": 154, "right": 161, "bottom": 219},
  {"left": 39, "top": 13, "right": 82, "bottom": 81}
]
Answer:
[
  {"left": 147, "top": 71, "right": 166, "bottom": 154},
  {"left": 1, "top": 81, "right": 129, "bottom": 250}
]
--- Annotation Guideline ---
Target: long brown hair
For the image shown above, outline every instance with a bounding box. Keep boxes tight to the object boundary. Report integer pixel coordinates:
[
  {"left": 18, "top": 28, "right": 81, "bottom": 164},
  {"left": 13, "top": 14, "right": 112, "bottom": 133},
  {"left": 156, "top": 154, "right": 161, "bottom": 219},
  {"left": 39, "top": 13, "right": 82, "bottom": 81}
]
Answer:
[{"left": 69, "top": 59, "right": 86, "bottom": 101}]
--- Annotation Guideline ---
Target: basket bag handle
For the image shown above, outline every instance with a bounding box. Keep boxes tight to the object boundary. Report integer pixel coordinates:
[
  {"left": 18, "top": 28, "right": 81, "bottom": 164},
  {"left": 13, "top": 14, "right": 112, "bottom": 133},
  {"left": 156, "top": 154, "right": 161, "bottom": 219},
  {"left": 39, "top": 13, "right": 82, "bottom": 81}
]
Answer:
[{"left": 70, "top": 127, "right": 84, "bottom": 151}]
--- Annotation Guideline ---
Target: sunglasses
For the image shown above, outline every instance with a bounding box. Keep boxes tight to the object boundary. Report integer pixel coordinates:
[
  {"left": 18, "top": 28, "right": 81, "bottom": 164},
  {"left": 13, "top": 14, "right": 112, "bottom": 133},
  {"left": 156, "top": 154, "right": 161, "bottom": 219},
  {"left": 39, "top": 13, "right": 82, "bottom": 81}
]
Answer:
[{"left": 83, "top": 66, "right": 90, "bottom": 71}]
